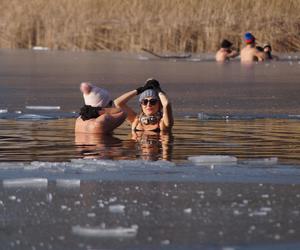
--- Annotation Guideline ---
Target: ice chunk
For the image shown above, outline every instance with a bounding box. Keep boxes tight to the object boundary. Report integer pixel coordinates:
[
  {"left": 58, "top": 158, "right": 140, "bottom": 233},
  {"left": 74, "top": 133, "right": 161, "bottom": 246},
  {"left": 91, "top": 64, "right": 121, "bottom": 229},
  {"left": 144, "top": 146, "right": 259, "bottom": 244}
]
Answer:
[
  {"left": 138, "top": 55, "right": 149, "bottom": 60},
  {"left": 87, "top": 213, "right": 96, "bottom": 218},
  {"left": 184, "top": 208, "right": 192, "bottom": 214},
  {"left": 198, "top": 112, "right": 209, "bottom": 120},
  {"left": 0, "top": 109, "right": 8, "bottom": 113},
  {"left": 56, "top": 179, "right": 80, "bottom": 188},
  {"left": 3, "top": 178, "right": 48, "bottom": 188},
  {"left": 9, "top": 196, "right": 16, "bottom": 201},
  {"left": 32, "top": 46, "right": 49, "bottom": 51},
  {"left": 249, "top": 211, "right": 268, "bottom": 216},
  {"left": 25, "top": 106, "right": 60, "bottom": 110},
  {"left": 188, "top": 58, "right": 202, "bottom": 62},
  {"left": 161, "top": 240, "right": 170, "bottom": 245},
  {"left": 261, "top": 207, "right": 272, "bottom": 212},
  {"left": 46, "top": 193, "right": 53, "bottom": 203},
  {"left": 241, "top": 157, "right": 278, "bottom": 165},
  {"left": 70, "top": 159, "right": 117, "bottom": 167},
  {"left": 72, "top": 225, "right": 138, "bottom": 238},
  {"left": 17, "top": 114, "right": 54, "bottom": 120},
  {"left": 142, "top": 211, "right": 150, "bottom": 216},
  {"left": 109, "top": 204, "right": 125, "bottom": 213},
  {"left": 188, "top": 155, "right": 237, "bottom": 165}
]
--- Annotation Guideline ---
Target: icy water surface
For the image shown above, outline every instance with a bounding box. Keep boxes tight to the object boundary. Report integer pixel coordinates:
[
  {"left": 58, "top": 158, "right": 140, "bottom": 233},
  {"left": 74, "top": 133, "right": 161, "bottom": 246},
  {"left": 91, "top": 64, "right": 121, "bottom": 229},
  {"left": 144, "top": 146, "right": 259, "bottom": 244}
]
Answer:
[{"left": 0, "top": 49, "right": 300, "bottom": 249}]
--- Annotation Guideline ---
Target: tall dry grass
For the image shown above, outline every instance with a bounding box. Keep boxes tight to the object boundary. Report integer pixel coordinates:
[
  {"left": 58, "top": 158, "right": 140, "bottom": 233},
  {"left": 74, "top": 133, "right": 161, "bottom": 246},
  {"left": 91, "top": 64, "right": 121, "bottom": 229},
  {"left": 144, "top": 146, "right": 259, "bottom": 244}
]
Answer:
[{"left": 0, "top": 0, "right": 299, "bottom": 52}]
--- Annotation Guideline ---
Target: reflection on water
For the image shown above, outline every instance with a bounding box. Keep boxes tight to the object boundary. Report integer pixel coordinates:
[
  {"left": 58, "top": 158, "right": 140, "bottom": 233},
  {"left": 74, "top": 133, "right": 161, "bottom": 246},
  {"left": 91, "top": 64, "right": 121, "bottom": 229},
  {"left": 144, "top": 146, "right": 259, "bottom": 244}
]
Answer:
[{"left": 1, "top": 118, "right": 300, "bottom": 165}]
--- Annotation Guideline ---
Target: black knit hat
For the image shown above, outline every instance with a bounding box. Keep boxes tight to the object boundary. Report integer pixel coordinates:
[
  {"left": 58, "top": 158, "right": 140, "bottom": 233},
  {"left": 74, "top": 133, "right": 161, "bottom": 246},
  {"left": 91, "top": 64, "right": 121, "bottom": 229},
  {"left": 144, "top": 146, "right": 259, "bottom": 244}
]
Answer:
[{"left": 221, "top": 39, "right": 233, "bottom": 49}]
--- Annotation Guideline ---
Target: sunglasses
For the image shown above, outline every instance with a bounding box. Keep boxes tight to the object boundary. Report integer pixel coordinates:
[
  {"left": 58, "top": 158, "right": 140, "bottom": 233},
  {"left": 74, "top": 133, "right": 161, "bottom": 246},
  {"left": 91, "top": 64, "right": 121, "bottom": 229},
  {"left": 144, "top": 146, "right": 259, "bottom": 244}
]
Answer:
[{"left": 141, "top": 98, "right": 159, "bottom": 106}]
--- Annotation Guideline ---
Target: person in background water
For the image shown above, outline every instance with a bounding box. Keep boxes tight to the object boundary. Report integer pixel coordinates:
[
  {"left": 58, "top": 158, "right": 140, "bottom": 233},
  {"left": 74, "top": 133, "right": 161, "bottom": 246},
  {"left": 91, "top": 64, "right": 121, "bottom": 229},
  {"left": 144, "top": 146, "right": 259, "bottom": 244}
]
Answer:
[
  {"left": 114, "top": 78, "right": 173, "bottom": 132},
  {"left": 263, "top": 43, "right": 279, "bottom": 60},
  {"left": 75, "top": 82, "right": 126, "bottom": 134},
  {"left": 240, "top": 32, "right": 265, "bottom": 63},
  {"left": 215, "top": 39, "right": 239, "bottom": 62}
]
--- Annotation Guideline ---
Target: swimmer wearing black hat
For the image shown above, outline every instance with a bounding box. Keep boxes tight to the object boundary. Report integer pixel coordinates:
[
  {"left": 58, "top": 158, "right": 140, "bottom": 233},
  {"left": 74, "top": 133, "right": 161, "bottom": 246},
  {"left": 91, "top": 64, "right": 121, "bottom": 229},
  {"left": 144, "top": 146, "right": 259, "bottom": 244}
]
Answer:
[
  {"left": 215, "top": 39, "right": 239, "bottom": 62},
  {"left": 114, "top": 78, "right": 173, "bottom": 132}
]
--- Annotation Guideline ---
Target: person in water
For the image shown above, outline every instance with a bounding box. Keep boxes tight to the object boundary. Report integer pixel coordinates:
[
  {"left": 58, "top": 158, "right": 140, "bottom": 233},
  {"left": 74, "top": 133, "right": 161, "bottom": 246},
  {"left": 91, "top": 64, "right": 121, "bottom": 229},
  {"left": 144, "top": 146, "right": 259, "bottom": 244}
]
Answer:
[
  {"left": 263, "top": 43, "right": 279, "bottom": 60},
  {"left": 114, "top": 78, "right": 173, "bottom": 132},
  {"left": 215, "top": 39, "right": 239, "bottom": 62},
  {"left": 75, "top": 82, "right": 126, "bottom": 134},
  {"left": 240, "top": 32, "right": 265, "bottom": 63}
]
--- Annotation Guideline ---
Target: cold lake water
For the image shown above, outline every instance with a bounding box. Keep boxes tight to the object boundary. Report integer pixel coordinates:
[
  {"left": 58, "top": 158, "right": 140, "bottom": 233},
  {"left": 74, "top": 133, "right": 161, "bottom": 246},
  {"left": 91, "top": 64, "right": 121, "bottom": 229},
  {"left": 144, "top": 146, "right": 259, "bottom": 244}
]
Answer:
[{"left": 0, "top": 49, "right": 300, "bottom": 249}]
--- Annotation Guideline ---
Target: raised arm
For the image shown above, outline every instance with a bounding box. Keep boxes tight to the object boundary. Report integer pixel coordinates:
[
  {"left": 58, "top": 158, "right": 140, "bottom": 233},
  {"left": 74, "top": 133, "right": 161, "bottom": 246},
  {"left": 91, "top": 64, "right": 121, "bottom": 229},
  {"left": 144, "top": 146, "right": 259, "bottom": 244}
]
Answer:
[
  {"left": 255, "top": 50, "right": 266, "bottom": 61},
  {"left": 227, "top": 49, "right": 239, "bottom": 59},
  {"left": 158, "top": 91, "right": 174, "bottom": 130},
  {"left": 114, "top": 90, "right": 138, "bottom": 123}
]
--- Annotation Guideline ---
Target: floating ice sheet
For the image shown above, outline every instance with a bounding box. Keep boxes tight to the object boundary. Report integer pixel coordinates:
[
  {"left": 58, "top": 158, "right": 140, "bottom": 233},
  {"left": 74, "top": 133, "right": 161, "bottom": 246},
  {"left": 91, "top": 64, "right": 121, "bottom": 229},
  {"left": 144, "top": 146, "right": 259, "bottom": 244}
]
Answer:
[
  {"left": 32, "top": 46, "right": 49, "bottom": 51},
  {"left": 25, "top": 106, "right": 61, "bottom": 110},
  {"left": 109, "top": 204, "right": 125, "bottom": 213},
  {"left": 70, "top": 159, "right": 117, "bottom": 167},
  {"left": 241, "top": 157, "right": 278, "bottom": 165},
  {"left": 188, "top": 155, "right": 238, "bottom": 165},
  {"left": 72, "top": 225, "right": 138, "bottom": 238},
  {"left": 17, "top": 114, "right": 54, "bottom": 120},
  {"left": 56, "top": 179, "right": 80, "bottom": 188},
  {"left": 2, "top": 178, "right": 48, "bottom": 188},
  {"left": 0, "top": 109, "right": 8, "bottom": 113}
]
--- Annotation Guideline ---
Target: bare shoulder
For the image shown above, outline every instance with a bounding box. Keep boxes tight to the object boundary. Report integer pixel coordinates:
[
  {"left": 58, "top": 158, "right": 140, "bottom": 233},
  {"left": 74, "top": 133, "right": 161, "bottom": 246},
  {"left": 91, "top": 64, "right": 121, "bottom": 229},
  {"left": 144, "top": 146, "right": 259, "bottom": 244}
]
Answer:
[
  {"left": 216, "top": 49, "right": 226, "bottom": 62},
  {"left": 75, "top": 117, "right": 97, "bottom": 133},
  {"left": 75, "top": 110, "right": 126, "bottom": 134}
]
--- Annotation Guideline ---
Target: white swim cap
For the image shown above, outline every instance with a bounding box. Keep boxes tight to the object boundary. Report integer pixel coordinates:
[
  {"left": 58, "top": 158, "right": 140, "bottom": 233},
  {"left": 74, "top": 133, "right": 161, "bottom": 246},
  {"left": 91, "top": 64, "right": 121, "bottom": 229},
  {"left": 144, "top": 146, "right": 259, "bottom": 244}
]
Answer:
[{"left": 81, "top": 82, "right": 111, "bottom": 108}]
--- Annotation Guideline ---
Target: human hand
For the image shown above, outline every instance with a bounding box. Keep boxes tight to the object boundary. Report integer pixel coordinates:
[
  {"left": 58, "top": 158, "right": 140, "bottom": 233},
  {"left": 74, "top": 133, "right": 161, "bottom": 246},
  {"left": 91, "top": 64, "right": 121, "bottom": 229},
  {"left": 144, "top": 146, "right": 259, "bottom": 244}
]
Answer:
[{"left": 144, "top": 78, "right": 163, "bottom": 93}]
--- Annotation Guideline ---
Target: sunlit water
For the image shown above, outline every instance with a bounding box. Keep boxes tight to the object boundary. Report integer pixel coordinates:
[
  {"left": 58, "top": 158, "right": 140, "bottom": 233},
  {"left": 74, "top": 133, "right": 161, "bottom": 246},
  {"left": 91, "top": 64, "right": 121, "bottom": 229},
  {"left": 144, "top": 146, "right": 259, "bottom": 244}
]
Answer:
[{"left": 0, "top": 49, "right": 300, "bottom": 249}]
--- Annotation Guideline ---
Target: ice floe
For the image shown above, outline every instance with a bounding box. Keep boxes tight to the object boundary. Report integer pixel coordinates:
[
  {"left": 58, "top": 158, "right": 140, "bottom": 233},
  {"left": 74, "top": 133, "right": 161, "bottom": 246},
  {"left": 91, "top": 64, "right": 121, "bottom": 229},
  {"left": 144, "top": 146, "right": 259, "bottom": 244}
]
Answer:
[
  {"left": 2, "top": 178, "right": 48, "bottom": 188},
  {"left": 32, "top": 46, "right": 49, "bottom": 51},
  {"left": 241, "top": 157, "right": 278, "bottom": 165},
  {"left": 72, "top": 225, "right": 138, "bottom": 238},
  {"left": 188, "top": 155, "right": 238, "bottom": 165},
  {"left": 17, "top": 114, "right": 54, "bottom": 120},
  {"left": 0, "top": 109, "right": 8, "bottom": 113},
  {"left": 25, "top": 106, "right": 61, "bottom": 110},
  {"left": 108, "top": 204, "right": 125, "bottom": 213},
  {"left": 56, "top": 179, "right": 80, "bottom": 188}
]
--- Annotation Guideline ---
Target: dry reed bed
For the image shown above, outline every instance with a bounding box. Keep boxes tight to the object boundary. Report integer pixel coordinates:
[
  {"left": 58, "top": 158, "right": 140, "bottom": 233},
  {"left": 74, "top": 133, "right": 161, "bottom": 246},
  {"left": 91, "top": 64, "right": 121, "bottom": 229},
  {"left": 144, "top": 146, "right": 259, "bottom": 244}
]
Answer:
[{"left": 0, "top": 0, "right": 299, "bottom": 52}]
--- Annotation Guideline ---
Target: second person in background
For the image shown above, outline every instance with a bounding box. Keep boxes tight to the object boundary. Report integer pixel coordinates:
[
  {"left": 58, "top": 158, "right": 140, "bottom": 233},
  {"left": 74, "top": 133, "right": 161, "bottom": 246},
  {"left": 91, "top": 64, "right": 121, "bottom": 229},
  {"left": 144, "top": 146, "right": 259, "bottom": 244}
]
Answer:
[
  {"left": 240, "top": 32, "right": 265, "bottom": 63},
  {"left": 215, "top": 39, "right": 239, "bottom": 62}
]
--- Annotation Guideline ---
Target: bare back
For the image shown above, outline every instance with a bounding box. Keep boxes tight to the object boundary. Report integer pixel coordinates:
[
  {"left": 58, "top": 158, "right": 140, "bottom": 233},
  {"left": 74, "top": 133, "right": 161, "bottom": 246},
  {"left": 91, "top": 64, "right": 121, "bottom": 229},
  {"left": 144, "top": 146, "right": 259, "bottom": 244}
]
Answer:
[
  {"left": 241, "top": 45, "right": 265, "bottom": 63},
  {"left": 216, "top": 48, "right": 239, "bottom": 62},
  {"left": 75, "top": 108, "right": 126, "bottom": 134}
]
